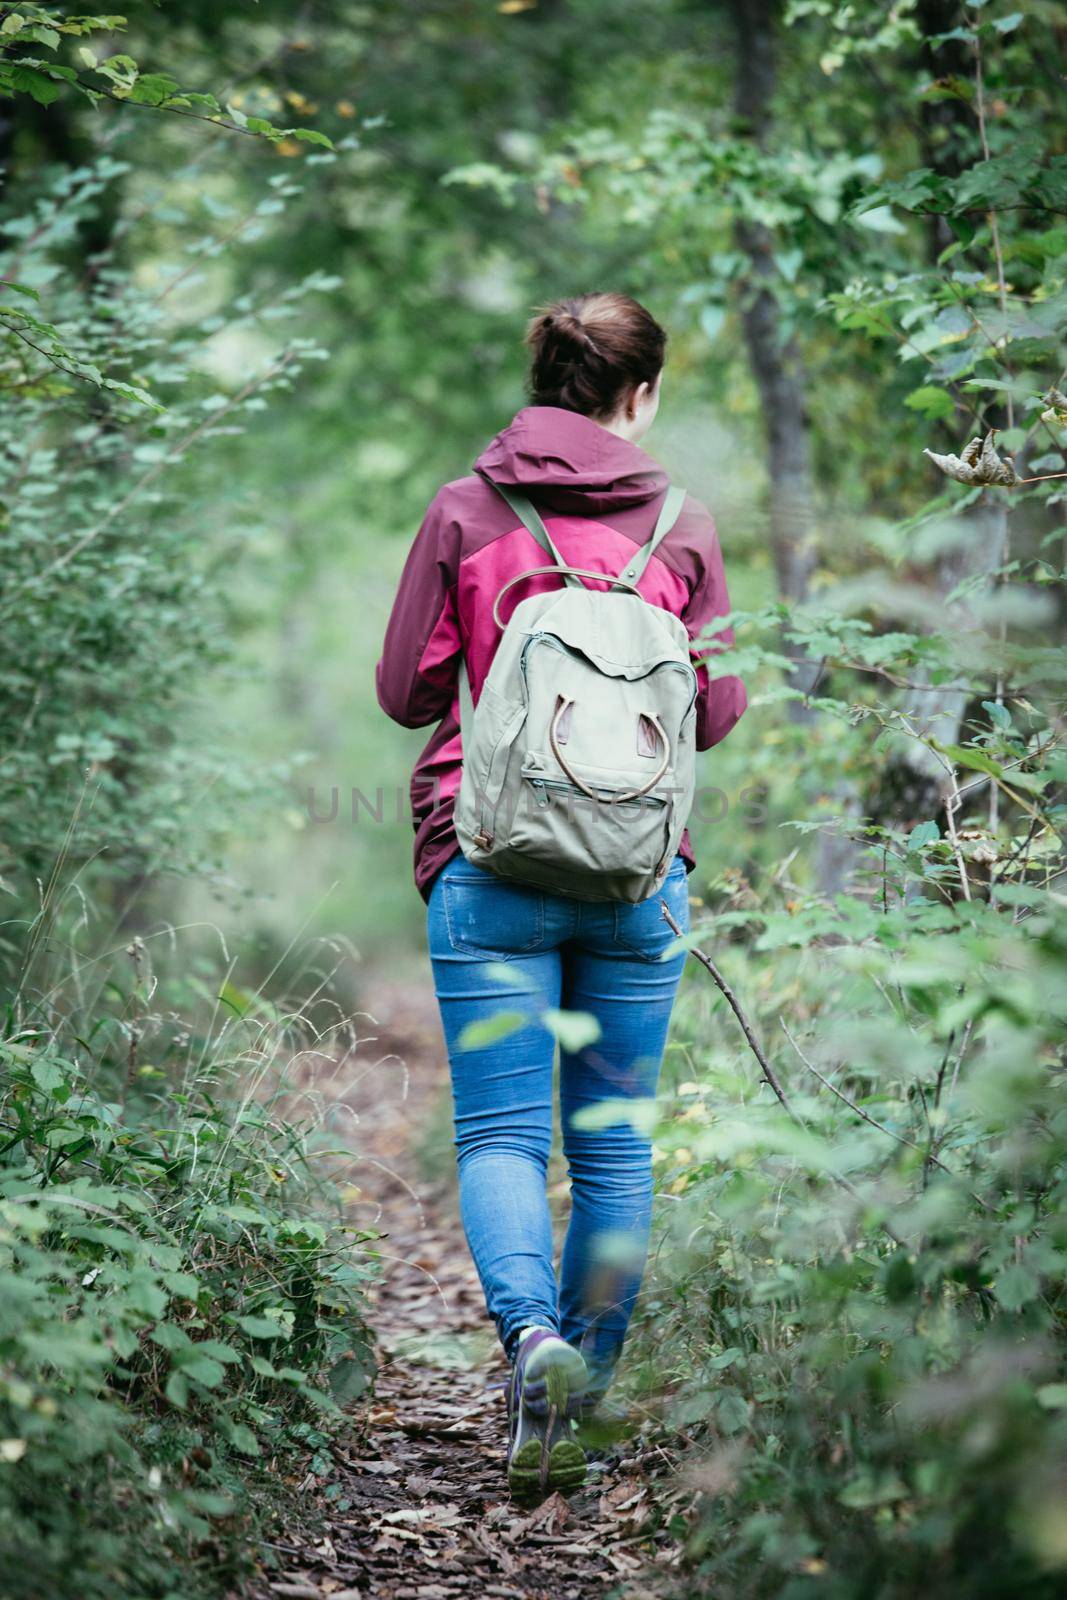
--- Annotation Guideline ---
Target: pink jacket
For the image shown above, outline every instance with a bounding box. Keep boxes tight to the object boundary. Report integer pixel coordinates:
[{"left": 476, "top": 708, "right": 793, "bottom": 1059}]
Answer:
[{"left": 376, "top": 406, "right": 747, "bottom": 899}]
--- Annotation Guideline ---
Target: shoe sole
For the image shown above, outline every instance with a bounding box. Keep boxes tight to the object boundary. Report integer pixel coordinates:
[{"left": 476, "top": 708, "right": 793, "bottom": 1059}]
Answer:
[{"left": 508, "top": 1350, "right": 588, "bottom": 1500}]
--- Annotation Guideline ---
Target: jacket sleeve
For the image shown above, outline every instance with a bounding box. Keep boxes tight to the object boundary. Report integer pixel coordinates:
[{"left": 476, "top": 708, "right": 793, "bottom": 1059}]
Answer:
[
  {"left": 375, "top": 490, "right": 463, "bottom": 729},
  {"left": 680, "top": 507, "right": 748, "bottom": 752}
]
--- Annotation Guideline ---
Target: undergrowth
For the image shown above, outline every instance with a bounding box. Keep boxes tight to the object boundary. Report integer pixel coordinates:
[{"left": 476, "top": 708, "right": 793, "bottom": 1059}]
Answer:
[
  {"left": 0, "top": 929, "right": 377, "bottom": 1600},
  {"left": 634, "top": 673, "right": 1067, "bottom": 1598}
]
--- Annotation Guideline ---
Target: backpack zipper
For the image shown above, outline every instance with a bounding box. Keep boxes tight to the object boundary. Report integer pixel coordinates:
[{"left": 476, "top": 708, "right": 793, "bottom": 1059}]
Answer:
[
  {"left": 520, "top": 631, "right": 698, "bottom": 717},
  {"left": 524, "top": 774, "right": 668, "bottom": 811}
]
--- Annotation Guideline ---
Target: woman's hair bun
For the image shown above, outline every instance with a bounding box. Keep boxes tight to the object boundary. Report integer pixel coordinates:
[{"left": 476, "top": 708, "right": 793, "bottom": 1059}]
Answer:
[
  {"left": 525, "top": 292, "right": 666, "bottom": 418},
  {"left": 546, "top": 310, "right": 596, "bottom": 353}
]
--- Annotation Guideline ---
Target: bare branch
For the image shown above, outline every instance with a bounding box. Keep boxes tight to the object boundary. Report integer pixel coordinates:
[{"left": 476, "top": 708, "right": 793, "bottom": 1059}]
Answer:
[{"left": 660, "top": 902, "right": 793, "bottom": 1113}]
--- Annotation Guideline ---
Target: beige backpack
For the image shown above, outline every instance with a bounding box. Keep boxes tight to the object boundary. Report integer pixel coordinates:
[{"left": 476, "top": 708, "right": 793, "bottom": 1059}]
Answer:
[{"left": 455, "top": 479, "right": 697, "bottom": 904}]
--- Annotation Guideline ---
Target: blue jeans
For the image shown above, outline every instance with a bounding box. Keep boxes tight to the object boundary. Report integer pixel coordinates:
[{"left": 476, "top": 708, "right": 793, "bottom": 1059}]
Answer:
[{"left": 426, "top": 853, "right": 689, "bottom": 1399}]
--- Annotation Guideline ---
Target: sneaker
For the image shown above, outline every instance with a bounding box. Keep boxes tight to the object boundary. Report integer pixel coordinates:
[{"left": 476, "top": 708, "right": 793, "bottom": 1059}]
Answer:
[{"left": 506, "top": 1328, "right": 588, "bottom": 1500}]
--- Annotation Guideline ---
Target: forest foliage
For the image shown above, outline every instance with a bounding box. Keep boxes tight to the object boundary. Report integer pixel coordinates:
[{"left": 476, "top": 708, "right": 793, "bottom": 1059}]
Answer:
[{"left": 1, "top": 1, "right": 1066, "bottom": 1597}]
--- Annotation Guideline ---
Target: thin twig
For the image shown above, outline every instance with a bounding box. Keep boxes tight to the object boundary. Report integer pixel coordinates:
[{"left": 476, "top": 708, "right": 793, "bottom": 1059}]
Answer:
[
  {"left": 781, "top": 1023, "right": 950, "bottom": 1177},
  {"left": 943, "top": 770, "right": 973, "bottom": 902},
  {"left": 660, "top": 902, "right": 908, "bottom": 1245},
  {"left": 782, "top": 1023, "right": 990, "bottom": 1212},
  {"left": 2, "top": 324, "right": 107, "bottom": 388},
  {"left": 49, "top": 74, "right": 273, "bottom": 139},
  {"left": 660, "top": 904, "right": 792, "bottom": 1112}
]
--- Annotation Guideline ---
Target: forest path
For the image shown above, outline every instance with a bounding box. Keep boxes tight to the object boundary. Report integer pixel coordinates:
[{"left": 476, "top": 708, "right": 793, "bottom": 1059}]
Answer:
[{"left": 252, "top": 977, "right": 686, "bottom": 1600}]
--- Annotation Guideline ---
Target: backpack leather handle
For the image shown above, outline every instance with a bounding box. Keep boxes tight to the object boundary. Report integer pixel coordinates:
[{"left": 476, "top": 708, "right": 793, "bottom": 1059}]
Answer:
[
  {"left": 492, "top": 565, "right": 641, "bottom": 629},
  {"left": 549, "top": 696, "right": 671, "bottom": 804},
  {"left": 549, "top": 696, "right": 600, "bottom": 801}
]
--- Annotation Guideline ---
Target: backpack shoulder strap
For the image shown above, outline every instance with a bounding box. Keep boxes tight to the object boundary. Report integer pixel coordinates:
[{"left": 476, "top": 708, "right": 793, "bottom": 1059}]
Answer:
[
  {"left": 458, "top": 657, "right": 474, "bottom": 738},
  {"left": 477, "top": 470, "right": 581, "bottom": 587},
  {"left": 616, "top": 484, "right": 686, "bottom": 587}
]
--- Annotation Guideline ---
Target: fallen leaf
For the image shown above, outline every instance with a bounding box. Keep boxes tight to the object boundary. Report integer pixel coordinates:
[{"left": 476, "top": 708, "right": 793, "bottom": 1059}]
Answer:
[
  {"left": 924, "top": 429, "right": 1017, "bottom": 486},
  {"left": 514, "top": 1491, "right": 571, "bottom": 1533}
]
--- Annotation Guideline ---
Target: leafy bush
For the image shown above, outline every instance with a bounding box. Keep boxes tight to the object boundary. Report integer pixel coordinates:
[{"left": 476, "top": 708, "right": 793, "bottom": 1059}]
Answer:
[
  {"left": 0, "top": 940, "right": 375, "bottom": 1600},
  {"left": 0, "top": 145, "right": 339, "bottom": 903},
  {"left": 0, "top": 30, "right": 373, "bottom": 1599},
  {"left": 635, "top": 620, "right": 1067, "bottom": 1596}
]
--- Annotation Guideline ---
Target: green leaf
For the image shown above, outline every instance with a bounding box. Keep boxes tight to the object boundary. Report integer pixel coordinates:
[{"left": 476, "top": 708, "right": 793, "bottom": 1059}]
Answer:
[
  {"left": 716, "top": 1387, "right": 752, "bottom": 1435},
  {"left": 542, "top": 1008, "right": 602, "bottom": 1053},
  {"left": 193, "top": 1339, "right": 242, "bottom": 1365},
  {"left": 149, "top": 1322, "right": 191, "bottom": 1354},
  {"left": 570, "top": 1096, "right": 658, "bottom": 1136},
  {"left": 185, "top": 1489, "right": 234, "bottom": 1516},
  {"left": 907, "top": 821, "right": 941, "bottom": 850},
  {"left": 126, "top": 1274, "right": 168, "bottom": 1319},
  {"left": 173, "top": 1350, "right": 226, "bottom": 1388},
  {"left": 234, "top": 1314, "right": 287, "bottom": 1340},
  {"left": 221, "top": 1420, "right": 261, "bottom": 1455},
  {"left": 328, "top": 1354, "right": 370, "bottom": 1403},
  {"left": 160, "top": 1270, "right": 201, "bottom": 1300},
  {"left": 292, "top": 127, "right": 334, "bottom": 149},
  {"left": 165, "top": 1370, "right": 189, "bottom": 1409},
  {"left": 44, "top": 1125, "right": 88, "bottom": 1149},
  {"left": 937, "top": 744, "right": 1003, "bottom": 777},
  {"left": 128, "top": 72, "right": 181, "bottom": 106},
  {"left": 993, "top": 1261, "right": 1040, "bottom": 1311},
  {"left": 457, "top": 1010, "right": 526, "bottom": 1051},
  {"left": 982, "top": 699, "right": 1013, "bottom": 731},
  {"left": 30, "top": 1059, "right": 68, "bottom": 1095},
  {"left": 904, "top": 384, "right": 957, "bottom": 421},
  {"left": 9, "top": 66, "right": 62, "bottom": 106},
  {"left": 219, "top": 1204, "right": 269, "bottom": 1226},
  {"left": 218, "top": 980, "right": 251, "bottom": 1017},
  {"left": 855, "top": 204, "right": 906, "bottom": 235},
  {"left": 699, "top": 304, "right": 726, "bottom": 343}
]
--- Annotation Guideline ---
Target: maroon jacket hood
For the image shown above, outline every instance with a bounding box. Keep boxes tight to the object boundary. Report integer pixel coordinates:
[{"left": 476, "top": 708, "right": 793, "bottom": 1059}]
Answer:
[{"left": 473, "top": 405, "right": 669, "bottom": 516}]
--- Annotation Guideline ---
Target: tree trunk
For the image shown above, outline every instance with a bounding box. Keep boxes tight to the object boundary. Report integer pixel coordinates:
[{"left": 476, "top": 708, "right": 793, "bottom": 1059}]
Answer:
[
  {"left": 875, "top": 5, "right": 1008, "bottom": 822},
  {"left": 916, "top": 0, "right": 972, "bottom": 261},
  {"left": 728, "top": 0, "right": 819, "bottom": 707}
]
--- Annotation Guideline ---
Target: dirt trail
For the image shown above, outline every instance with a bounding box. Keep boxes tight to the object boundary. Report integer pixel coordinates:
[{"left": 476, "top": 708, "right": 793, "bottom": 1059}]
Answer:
[{"left": 251, "top": 979, "right": 687, "bottom": 1600}]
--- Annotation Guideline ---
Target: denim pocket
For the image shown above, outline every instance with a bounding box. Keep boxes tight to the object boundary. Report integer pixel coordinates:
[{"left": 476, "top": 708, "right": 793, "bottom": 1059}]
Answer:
[
  {"left": 612, "top": 857, "right": 690, "bottom": 962},
  {"left": 443, "top": 869, "right": 545, "bottom": 960}
]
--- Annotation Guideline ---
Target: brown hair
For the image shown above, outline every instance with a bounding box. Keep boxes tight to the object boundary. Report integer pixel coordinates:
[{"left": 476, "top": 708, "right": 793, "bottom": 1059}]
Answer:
[{"left": 524, "top": 292, "right": 667, "bottom": 418}]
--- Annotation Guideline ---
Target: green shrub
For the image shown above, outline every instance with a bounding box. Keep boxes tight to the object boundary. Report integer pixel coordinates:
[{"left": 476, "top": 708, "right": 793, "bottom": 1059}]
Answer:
[
  {"left": 0, "top": 101, "right": 335, "bottom": 912},
  {"left": 639, "top": 689, "right": 1067, "bottom": 1598},
  {"left": 0, "top": 944, "right": 375, "bottom": 1600}
]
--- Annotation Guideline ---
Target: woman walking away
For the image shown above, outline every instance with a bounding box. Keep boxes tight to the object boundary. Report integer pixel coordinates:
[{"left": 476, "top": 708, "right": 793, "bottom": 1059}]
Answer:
[{"left": 376, "top": 292, "right": 747, "bottom": 1499}]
